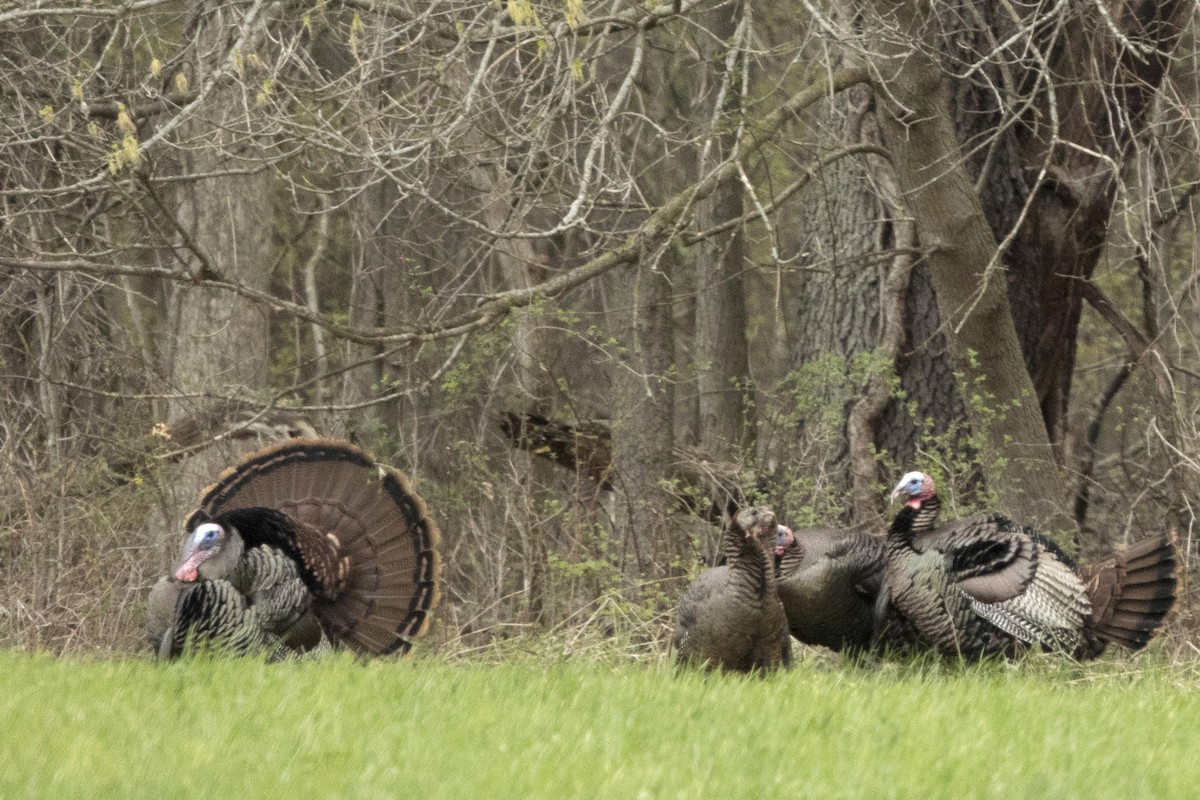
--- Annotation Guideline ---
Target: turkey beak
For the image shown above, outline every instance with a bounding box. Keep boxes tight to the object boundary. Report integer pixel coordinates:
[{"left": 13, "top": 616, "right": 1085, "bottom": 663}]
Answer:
[
  {"left": 174, "top": 549, "right": 206, "bottom": 582},
  {"left": 175, "top": 539, "right": 215, "bottom": 582},
  {"left": 889, "top": 482, "right": 905, "bottom": 504}
]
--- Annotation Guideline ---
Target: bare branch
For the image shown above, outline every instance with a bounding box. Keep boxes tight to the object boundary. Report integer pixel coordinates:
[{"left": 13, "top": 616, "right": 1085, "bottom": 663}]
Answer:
[{"left": 3, "top": 65, "right": 871, "bottom": 348}]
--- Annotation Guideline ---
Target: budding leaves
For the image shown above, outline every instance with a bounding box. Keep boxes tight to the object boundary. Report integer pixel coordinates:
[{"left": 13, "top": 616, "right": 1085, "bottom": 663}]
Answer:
[
  {"left": 565, "top": 0, "right": 585, "bottom": 29},
  {"left": 507, "top": 0, "right": 539, "bottom": 27}
]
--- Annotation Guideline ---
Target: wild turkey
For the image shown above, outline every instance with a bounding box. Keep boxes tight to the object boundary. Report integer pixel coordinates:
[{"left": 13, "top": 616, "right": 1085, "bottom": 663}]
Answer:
[
  {"left": 147, "top": 439, "right": 441, "bottom": 659},
  {"left": 879, "top": 470, "right": 1177, "bottom": 660},
  {"left": 672, "top": 506, "right": 792, "bottom": 672},
  {"left": 773, "top": 525, "right": 886, "bottom": 653}
]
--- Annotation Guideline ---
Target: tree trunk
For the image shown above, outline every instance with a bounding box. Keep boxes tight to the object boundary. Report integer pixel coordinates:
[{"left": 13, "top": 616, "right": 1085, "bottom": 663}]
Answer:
[
  {"left": 167, "top": 2, "right": 272, "bottom": 422},
  {"left": 163, "top": 1, "right": 275, "bottom": 519},
  {"left": 780, "top": 79, "right": 906, "bottom": 515},
  {"left": 342, "top": 183, "right": 388, "bottom": 439},
  {"left": 935, "top": 0, "right": 1193, "bottom": 447},
  {"left": 869, "top": 0, "right": 1075, "bottom": 535},
  {"left": 609, "top": 253, "right": 682, "bottom": 579},
  {"left": 781, "top": 0, "right": 1189, "bottom": 535},
  {"left": 694, "top": 2, "right": 751, "bottom": 461}
]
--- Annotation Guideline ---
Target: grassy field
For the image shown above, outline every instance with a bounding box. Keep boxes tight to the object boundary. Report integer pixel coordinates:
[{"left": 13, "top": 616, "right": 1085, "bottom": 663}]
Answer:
[{"left": 2, "top": 649, "right": 1198, "bottom": 798}]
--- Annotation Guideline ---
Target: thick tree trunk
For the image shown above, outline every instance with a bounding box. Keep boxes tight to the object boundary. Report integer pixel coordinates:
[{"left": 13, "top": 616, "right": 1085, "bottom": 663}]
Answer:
[
  {"left": 937, "top": 0, "right": 1193, "bottom": 446},
  {"left": 869, "top": 0, "right": 1076, "bottom": 535},
  {"left": 781, "top": 79, "right": 949, "bottom": 519},
  {"left": 782, "top": 0, "right": 1188, "bottom": 534},
  {"left": 782, "top": 81, "right": 967, "bottom": 519}
]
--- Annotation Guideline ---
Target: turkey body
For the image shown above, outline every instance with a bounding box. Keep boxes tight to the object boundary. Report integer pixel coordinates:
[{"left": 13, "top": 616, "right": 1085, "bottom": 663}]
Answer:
[
  {"left": 881, "top": 471, "right": 1177, "bottom": 660},
  {"left": 147, "top": 577, "right": 270, "bottom": 659},
  {"left": 774, "top": 526, "right": 885, "bottom": 653},
  {"left": 673, "top": 506, "right": 792, "bottom": 673},
  {"left": 147, "top": 439, "right": 441, "bottom": 659}
]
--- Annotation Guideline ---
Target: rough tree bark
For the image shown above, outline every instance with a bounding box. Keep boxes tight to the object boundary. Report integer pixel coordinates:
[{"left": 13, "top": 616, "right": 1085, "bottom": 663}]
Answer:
[
  {"left": 781, "top": 0, "right": 1189, "bottom": 533},
  {"left": 1010, "top": 0, "right": 1191, "bottom": 442},
  {"left": 868, "top": 0, "right": 1076, "bottom": 533},
  {"left": 933, "top": 0, "right": 1194, "bottom": 446}
]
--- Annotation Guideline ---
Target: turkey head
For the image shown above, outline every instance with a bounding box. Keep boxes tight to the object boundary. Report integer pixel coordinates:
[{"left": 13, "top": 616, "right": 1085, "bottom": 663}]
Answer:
[{"left": 174, "top": 521, "right": 244, "bottom": 582}]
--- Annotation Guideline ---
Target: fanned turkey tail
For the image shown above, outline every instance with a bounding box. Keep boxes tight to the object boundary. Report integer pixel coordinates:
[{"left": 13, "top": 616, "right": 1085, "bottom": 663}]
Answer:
[
  {"left": 187, "top": 439, "right": 442, "bottom": 656},
  {"left": 1078, "top": 534, "right": 1177, "bottom": 657}
]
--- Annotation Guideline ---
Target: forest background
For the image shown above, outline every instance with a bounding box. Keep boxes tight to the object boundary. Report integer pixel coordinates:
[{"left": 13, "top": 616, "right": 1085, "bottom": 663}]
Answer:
[{"left": 1, "top": 0, "right": 1197, "bottom": 657}]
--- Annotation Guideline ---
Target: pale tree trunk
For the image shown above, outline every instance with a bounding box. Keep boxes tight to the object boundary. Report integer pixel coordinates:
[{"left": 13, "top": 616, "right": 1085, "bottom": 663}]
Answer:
[
  {"left": 609, "top": 252, "right": 682, "bottom": 579},
  {"left": 694, "top": 2, "right": 751, "bottom": 461},
  {"left": 343, "top": 178, "right": 398, "bottom": 444},
  {"left": 163, "top": 1, "right": 275, "bottom": 522},
  {"left": 167, "top": 2, "right": 273, "bottom": 420},
  {"left": 582, "top": 27, "right": 691, "bottom": 583},
  {"left": 477, "top": 165, "right": 558, "bottom": 626}
]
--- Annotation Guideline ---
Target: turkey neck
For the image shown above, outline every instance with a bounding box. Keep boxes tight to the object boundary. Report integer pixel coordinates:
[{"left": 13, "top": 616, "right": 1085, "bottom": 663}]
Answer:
[
  {"left": 775, "top": 539, "right": 804, "bottom": 578},
  {"left": 886, "top": 504, "right": 920, "bottom": 551},
  {"left": 718, "top": 521, "right": 746, "bottom": 564},
  {"left": 729, "top": 531, "right": 776, "bottom": 600},
  {"left": 911, "top": 494, "right": 941, "bottom": 536},
  {"left": 887, "top": 495, "right": 941, "bottom": 551}
]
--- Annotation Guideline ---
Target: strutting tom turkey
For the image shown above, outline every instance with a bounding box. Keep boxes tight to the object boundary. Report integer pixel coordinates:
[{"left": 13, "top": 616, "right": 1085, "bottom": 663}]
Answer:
[
  {"left": 147, "top": 439, "right": 441, "bottom": 659},
  {"left": 773, "top": 525, "right": 886, "bottom": 653},
  {"left": 672, "top": 506, "right": 792, "bottom": 673},
  {"left": 878, "top": 471, "right": 1176, "bottom": 660}
]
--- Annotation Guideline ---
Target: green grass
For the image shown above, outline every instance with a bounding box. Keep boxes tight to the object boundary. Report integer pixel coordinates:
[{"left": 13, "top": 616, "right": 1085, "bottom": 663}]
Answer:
[{"left": 2, "top": 651, "right": 1198, "bottom": 798}]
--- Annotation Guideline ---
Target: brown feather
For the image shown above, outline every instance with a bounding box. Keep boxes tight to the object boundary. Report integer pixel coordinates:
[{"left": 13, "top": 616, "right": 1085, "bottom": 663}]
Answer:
[
  {"left": 673, "top": 507, "right": 791, "bottom": 672},
  {"left": 187, "top": 438, "right": 441, "bottom": 656},
  {"left": 1078, "top": 534, "right": 1176, "bottom": 657},
  {"left": 775, "top": 526, "right": 886, "bottom": 652},
  {"left": 955, "top": 535, "right": 1036, "bottom": 605},
  {"left": 934, "top": 512, "right": 1040, "bottom": 603}
]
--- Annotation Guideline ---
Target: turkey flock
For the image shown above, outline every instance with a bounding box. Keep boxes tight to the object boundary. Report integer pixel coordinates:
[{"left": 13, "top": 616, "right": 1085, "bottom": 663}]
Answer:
[
  {"left": 672, "top": 470, "right": 1177, "bottom": 671},
  {"left": 146, "top": 440, "right": 1176, "bottom": 671}
]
